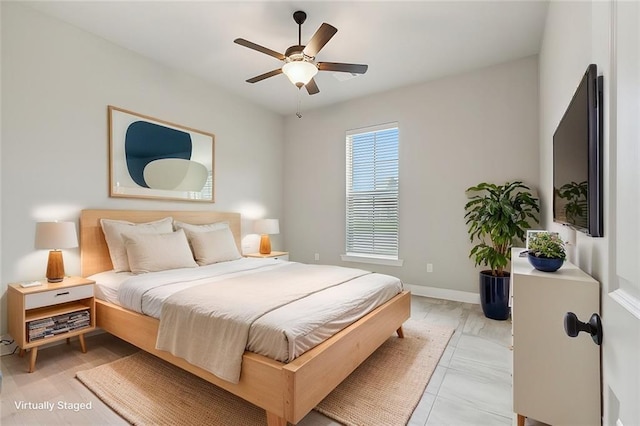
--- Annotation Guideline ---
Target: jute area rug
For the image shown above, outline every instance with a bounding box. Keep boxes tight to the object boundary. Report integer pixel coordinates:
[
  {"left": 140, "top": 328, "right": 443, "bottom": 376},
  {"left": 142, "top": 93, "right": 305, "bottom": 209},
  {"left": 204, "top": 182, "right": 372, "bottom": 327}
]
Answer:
[{"left": 76, "top": 320, "right": 453, "bottom": 426}]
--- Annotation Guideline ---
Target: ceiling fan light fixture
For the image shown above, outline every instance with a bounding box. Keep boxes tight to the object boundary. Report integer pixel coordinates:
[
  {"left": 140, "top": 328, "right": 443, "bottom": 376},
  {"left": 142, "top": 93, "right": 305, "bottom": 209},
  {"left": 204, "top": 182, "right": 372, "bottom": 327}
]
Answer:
[{"left": 282, "top": 61, "right": 318, "bottom": 88}]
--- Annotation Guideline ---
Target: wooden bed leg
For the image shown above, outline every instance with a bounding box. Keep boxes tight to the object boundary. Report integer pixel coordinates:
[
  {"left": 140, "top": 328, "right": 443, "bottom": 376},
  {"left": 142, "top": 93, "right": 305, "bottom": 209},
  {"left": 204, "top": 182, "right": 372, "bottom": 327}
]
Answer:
[
  {"left": 517, "top": 413, "right": 526, "bottom": 426},
  {"left": 396, "top": 326, "right": 405, "bottom": 338},
  {"left": 266, "top": 411, "right": 286, "bottom": 426}
]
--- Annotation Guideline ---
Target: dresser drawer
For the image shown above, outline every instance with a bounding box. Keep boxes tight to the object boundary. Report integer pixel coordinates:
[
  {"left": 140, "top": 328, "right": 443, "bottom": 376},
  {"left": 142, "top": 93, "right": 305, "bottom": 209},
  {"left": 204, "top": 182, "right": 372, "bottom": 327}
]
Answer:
[{"left": 25, "top": 284, "right": 94, "bottom": 309}]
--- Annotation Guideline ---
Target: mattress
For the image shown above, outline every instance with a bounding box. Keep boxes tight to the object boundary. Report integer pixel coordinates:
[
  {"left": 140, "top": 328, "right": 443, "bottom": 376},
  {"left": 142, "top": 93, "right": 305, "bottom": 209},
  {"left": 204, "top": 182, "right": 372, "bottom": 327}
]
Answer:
[{"left": 90, "top": 258, "right": 403, "bottom": 363}]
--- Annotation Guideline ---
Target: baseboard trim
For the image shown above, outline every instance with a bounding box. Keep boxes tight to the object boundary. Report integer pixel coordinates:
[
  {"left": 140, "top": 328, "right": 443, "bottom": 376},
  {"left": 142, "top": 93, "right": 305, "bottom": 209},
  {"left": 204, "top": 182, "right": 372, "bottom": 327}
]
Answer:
[{"left": 406, "top": 284, "right": 480, "bottom": 304}]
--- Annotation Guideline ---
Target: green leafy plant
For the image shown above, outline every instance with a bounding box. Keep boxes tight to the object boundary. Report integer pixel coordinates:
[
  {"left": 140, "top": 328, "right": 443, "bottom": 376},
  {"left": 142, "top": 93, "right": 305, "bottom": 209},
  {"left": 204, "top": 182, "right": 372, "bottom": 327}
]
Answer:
[
  {"left": 464, "top": 181, "right": 540, "bottom": 277},
  {"left": 528, "top": 232, "right": 566, "bottom": 260}
]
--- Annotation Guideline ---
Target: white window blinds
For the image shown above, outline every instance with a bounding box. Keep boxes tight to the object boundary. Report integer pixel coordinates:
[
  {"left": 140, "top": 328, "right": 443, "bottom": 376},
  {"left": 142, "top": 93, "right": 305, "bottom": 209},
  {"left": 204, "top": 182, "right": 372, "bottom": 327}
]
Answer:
[{"left": 346, "top": 123, "right": 399, "bottom": 259}]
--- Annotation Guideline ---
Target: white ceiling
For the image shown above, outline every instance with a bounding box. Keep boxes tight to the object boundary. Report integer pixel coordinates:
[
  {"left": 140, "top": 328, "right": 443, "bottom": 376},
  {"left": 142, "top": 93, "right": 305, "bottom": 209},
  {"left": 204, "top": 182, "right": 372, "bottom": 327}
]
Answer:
[{"left": 27, "top": 1, "right": 549, "bottom": 116}]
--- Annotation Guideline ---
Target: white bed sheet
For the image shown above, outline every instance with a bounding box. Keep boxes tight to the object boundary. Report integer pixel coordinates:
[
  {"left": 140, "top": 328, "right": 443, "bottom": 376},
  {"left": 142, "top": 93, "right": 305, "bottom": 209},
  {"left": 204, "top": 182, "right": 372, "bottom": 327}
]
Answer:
[
  {"left": 89, "top": 258, "right": 403, "bottom": 362},
  {"left": 91, "top": 270, "right": 133, "bottom": 305}
]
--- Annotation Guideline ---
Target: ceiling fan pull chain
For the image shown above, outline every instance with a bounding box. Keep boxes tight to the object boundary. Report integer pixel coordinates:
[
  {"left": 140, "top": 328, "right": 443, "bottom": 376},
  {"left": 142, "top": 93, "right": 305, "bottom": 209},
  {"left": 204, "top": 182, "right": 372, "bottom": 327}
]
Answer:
[{"left": 296, "top": 89, "right": 303, "bottom": 119}]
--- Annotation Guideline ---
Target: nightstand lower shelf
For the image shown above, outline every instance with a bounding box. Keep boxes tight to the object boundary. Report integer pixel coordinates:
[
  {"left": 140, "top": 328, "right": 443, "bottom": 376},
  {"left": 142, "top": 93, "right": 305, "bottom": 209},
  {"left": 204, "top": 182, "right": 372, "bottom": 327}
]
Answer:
[
  {"left": 19, "top": 330, "right": 89, "bottom": 373},
  {"left": 8, "top": 277, "right": 96, "bottom": 372}
]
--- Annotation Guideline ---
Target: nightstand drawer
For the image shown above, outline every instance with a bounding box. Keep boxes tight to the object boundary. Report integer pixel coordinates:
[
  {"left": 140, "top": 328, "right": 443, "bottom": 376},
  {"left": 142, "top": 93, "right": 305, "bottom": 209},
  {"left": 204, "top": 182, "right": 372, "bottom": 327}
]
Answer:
[{"left": 25, "top": 284, "right": 94, "bottom": 309}]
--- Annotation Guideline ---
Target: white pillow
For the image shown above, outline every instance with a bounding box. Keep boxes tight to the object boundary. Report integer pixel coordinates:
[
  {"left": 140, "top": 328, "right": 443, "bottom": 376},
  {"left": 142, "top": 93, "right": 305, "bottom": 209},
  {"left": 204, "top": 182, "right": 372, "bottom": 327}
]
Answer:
[
  {"left": 122, "top": 229, "right": 198, "bottom": 274},
  {"left": 173, "top": 220, "right": 229, "bottom": 233},
  {"left": 186, "top": 228, "right": 241, "bottom": 266},
  {"left": 100, "top": 217, "right": 173, "bottom": 272}
]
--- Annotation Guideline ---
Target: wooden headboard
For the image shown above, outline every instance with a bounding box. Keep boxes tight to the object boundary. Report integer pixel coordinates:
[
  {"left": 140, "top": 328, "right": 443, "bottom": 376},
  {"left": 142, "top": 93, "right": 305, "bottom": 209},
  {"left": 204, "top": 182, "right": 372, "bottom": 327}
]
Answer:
[{"left": 80, "top": 209, "right": 242, "bottom": 277}]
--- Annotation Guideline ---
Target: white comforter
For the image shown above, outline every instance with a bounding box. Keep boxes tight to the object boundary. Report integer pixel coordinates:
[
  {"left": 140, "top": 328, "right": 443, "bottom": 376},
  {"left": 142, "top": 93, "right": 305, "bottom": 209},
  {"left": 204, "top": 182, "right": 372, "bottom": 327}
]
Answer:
[{"left": 115, "top": 258, "right": 403, "bottom": 384}]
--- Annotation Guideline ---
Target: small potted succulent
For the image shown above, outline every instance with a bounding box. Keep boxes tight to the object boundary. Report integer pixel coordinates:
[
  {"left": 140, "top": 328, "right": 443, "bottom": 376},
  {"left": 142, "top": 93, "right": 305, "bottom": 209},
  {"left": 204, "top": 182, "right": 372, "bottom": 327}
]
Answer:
[{"left": 527, "top": 232, "right": 566, "bottom": 272}]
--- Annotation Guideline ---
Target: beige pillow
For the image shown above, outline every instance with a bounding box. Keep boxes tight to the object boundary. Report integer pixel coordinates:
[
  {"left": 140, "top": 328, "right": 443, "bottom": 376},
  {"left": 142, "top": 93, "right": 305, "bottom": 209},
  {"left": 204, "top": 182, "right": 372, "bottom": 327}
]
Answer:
[
  {"left": 122, "top": 229, "right": 197, "bottom": 274},
  {"left": 173, "top": 220, "right": 229, "bottom": 233},
  {"left": 186, "top": 228, "right": 241, "bottom": 266},
  {"left": 100, "top": 217, "right": 173, "bottom": 272}
]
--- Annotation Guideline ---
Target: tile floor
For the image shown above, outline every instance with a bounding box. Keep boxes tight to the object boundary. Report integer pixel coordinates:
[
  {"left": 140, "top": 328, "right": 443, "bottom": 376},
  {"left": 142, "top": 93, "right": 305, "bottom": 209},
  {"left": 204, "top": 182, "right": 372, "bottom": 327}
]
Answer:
[
  {"left": 1, "top": 296, "right": 545, "bottom": 425},
  {"left": 299, "top": 296, "right": 517, "bottom": 426}
]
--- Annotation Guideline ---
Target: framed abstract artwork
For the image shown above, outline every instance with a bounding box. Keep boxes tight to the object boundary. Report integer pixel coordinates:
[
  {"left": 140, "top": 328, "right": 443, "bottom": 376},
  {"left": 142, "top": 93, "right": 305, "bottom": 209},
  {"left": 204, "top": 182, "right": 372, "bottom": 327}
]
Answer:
[{"left": 108, "top": 106, "right": 215, "bottom": 202}]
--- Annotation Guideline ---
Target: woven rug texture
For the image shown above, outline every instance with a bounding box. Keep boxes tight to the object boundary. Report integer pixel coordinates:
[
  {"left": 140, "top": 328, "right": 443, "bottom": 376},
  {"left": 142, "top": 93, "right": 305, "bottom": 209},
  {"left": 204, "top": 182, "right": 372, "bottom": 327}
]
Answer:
[{"left": 76, "top": 320, "right": 453, "bottom": 426}]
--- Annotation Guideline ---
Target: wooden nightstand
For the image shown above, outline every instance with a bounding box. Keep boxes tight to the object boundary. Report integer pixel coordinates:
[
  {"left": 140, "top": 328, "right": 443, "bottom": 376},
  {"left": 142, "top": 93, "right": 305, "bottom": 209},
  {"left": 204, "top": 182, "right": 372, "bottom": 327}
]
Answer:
[
  {"left": 245, "top": 251, "right": 289, "bottom": 261},
  {"left": 7, "top": 276, "right": 96, "bottom": 372}
]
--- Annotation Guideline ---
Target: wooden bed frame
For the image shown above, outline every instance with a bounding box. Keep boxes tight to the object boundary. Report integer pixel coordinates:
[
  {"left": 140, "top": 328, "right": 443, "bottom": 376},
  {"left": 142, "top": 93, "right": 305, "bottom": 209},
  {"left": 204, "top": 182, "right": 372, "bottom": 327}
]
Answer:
[{"left": 80, "top": 209, "right": 410, "bottom": 425}]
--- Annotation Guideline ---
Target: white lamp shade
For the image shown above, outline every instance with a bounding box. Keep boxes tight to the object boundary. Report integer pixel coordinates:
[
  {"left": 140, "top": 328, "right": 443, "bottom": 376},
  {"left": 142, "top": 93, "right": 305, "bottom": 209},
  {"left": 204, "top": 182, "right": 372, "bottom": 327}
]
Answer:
[
  {"left": 254, "top": 219, "right": 280, "bottom": 235},
  {"left": 35, "top": 222, "right": 78, "bottom": 249},
  {"left": 282, "top": 61, "right": 318, "bottom": 87}
]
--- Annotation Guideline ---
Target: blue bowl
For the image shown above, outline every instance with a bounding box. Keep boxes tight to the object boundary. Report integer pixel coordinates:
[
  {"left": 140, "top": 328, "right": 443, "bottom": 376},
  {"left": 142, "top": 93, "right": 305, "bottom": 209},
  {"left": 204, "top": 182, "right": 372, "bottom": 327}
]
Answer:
[{"left": 528, "top": 253, "right": 564, "bottom": 272}]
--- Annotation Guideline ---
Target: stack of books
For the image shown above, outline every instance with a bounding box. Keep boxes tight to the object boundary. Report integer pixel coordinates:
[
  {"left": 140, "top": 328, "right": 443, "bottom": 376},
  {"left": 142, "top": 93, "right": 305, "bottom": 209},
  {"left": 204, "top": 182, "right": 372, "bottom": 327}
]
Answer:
[{"left": 27, "top": 310, "right": 90, "bottom": 342}]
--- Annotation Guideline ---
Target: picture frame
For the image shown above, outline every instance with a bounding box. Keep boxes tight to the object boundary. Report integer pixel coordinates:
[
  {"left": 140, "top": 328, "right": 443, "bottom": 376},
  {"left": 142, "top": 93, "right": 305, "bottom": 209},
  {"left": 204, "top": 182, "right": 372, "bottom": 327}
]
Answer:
[
  {"left": 108, "top": 106, "right": 215, "bottom": 202},
  {"left": 526, "top": 230, "right": 559, "bottom": 250}
]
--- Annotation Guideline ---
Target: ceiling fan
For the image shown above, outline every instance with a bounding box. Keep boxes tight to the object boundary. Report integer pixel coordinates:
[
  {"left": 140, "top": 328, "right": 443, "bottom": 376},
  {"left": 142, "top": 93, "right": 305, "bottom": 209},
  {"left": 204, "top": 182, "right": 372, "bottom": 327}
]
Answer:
[{"left": 234, "top": 10, "right": 368, "bottom": 95}]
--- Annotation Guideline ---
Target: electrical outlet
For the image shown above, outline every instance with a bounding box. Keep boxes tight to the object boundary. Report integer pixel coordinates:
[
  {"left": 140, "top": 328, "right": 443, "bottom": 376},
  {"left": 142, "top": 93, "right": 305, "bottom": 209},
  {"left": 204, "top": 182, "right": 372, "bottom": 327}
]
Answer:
[
  {"left": 314, "top": 253, "right": 320, "bottom": 261},
  {"left": 427, "top": 263, "right": 433, "bottom": 273}
]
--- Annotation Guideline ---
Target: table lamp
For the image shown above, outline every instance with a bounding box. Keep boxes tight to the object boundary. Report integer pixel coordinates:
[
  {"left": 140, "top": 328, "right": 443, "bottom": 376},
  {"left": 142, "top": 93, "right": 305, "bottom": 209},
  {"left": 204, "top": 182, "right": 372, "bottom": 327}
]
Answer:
[
  {"left": 35, "top": 221, "right": 78, "bottom": 282},
  {"left": 254, "top": 219, "right": 279, "bottom": 255}
]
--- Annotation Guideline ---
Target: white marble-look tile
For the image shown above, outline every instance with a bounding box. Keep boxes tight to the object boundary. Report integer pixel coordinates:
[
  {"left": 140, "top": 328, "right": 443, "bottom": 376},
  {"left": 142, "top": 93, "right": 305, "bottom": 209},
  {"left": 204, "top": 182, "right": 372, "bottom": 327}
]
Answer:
[
  {"left": 437, "top": 345, "right": 456, "bottom": 367},
  {"left": 426, "top": 396, "right": 512, "bottom": 426},
  {"left": 437, "top": 364, "right": 513, "bottom": 418},
  {"left": 297, "top": 410, "right": 342, "bottom": 426},
  {"left": 463, "top": 308, "right": 513, "bottom": 346},
  {"left": 422, "top": 312, "right": 466, "bottom": 334},
  {"left": 450, "top": 333, "right": 512, "bottom": 374},
  {"left": 407, "top": 391, "right": 436, "bottom": 426},
  {"left": 425, "top": 365, "right": 448, "bottom": 395}
]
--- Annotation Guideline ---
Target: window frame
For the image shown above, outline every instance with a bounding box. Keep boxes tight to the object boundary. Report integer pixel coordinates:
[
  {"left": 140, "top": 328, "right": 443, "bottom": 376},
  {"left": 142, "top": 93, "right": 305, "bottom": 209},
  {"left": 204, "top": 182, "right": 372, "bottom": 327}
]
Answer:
[{"left": 341, "top": 122, "right": 403, "bottom": 267}]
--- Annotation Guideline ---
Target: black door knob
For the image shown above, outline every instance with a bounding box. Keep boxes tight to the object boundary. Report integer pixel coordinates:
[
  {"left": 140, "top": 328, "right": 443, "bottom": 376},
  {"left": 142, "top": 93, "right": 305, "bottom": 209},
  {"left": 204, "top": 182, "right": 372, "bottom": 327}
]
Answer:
[{"left": 564, "top": 312, "right": 603, "bottom": 345}]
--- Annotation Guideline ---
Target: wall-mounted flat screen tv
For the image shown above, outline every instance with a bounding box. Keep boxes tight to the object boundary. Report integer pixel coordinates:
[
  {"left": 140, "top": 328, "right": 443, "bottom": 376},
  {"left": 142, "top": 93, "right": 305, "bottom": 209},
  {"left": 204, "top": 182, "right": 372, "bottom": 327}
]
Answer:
[{"left": 552, "top": 64, "right": 603, "bottom": 237}]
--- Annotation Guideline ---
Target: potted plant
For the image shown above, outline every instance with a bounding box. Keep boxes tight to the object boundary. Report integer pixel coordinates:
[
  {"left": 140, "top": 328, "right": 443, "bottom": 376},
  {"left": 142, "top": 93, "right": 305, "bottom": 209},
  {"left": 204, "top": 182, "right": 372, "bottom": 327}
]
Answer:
[
  {"left": 527, "top": 232, "right": 566, "bottom": 272},
  {"left": 464, "top": 181, "right": 540, "bottom": 320}
]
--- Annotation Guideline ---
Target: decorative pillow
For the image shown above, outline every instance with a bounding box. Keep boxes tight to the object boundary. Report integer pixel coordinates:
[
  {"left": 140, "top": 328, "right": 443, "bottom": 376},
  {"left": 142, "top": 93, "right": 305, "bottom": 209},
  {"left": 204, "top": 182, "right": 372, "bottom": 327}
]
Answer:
[
  {"left": 173, "top": 220, "right": 229, "bottom": 233},
  {"left": 122, "top": 229, "right": 198, "bottom": 274},
  {"left": 100, "top": 217, "right": 173, "bottom": 272},
  {"left": 186, "top": 227, "right": 241, "bottom": 266}
]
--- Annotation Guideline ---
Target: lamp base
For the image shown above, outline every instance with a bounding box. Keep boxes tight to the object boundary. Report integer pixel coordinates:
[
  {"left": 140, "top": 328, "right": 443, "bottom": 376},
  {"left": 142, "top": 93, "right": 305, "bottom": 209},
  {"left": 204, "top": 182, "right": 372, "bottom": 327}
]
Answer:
[
  {"left": 259, "top": 235, "right": 272, "bottom": 255},
  {"left": 46, "top": 250, "right": 65, "bottom": 283}
]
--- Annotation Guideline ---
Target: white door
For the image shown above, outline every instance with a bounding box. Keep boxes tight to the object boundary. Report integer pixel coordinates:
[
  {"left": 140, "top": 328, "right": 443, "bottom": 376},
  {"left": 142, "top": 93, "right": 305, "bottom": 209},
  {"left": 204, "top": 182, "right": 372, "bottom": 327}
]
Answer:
[{"left": 602, "top": 2, "right": 640, "bottom": 425}]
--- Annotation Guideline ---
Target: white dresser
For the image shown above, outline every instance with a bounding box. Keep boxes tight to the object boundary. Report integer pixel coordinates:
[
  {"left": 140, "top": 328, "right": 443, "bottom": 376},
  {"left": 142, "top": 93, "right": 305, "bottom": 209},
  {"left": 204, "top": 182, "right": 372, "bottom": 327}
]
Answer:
[{"left": 511, "top": 248, "right": 600, "bottom": 425}]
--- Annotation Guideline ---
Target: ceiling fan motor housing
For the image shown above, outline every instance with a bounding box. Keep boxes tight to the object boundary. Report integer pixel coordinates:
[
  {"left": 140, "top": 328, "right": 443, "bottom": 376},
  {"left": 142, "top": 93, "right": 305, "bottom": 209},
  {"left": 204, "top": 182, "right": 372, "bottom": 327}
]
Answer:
[{"left": 285, "top": 45, "right": 307, "bottom": 59}]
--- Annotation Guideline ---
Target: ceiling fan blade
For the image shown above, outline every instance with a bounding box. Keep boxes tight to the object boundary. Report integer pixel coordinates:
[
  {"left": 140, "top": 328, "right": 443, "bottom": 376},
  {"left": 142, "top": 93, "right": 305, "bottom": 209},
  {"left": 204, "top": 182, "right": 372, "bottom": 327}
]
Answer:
[
  {"left": 234, "top": 38, "right": 286, "bottom": 61},
  {"left": 318, "top": 62, "right": 368, "bottom": 74},
  {"left": 303, "top": 23, "right": 338, "bottom": 57},
  {"left": 246, "top": 68, "right": 283, "bottom": 83},
  {"left": 305, "top": 78, "right": 320, "bottom": 95}
]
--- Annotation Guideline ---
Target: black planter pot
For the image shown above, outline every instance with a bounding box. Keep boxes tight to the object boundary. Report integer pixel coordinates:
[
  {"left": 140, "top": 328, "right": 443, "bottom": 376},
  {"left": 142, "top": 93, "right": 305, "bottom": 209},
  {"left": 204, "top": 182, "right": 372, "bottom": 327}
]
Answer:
[{"left": 479, "top": 271, "right": 510, "bottom": 320}]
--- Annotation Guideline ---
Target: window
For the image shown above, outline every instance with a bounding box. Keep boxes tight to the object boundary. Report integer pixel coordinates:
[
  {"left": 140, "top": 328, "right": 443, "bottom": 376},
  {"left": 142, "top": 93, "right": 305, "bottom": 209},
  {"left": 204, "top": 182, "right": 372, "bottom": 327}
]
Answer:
[{"left": 344, "top": 123, "right": 401, "bottom": 265}]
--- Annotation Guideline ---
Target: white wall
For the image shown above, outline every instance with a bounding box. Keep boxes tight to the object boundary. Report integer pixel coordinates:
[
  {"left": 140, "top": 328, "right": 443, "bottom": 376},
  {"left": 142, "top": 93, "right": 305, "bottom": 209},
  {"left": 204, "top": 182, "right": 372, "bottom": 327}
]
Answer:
[
  {"left": 539, "top": 1, "right": 639, "bottom": 425},
  {"left": 0, "top": 3, "right": 284, "bottom": 335},
  {"left": 282, "top": 56, "right": 540, "bottom": 296}
]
